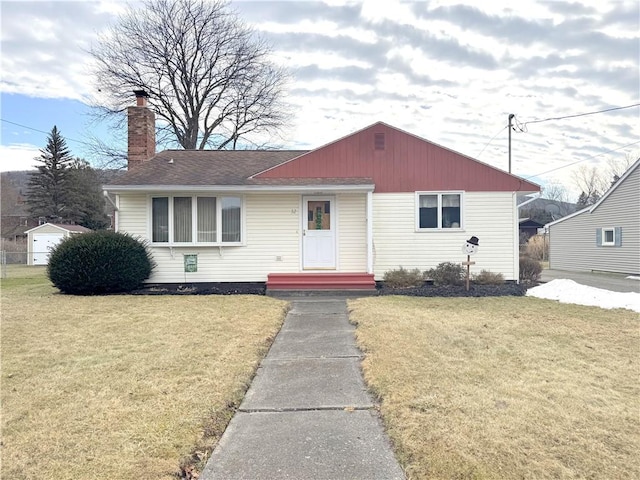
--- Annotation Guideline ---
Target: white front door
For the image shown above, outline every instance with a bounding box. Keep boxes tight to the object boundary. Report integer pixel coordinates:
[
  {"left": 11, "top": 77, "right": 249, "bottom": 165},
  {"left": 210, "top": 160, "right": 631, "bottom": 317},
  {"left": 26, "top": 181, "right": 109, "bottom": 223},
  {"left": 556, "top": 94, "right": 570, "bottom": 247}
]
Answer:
[
  {"left": 302, "top": 196, "right": 336, "bottom": 269},
  {"left": 33, "top": 233, "right": 64, "bottom": 265}
]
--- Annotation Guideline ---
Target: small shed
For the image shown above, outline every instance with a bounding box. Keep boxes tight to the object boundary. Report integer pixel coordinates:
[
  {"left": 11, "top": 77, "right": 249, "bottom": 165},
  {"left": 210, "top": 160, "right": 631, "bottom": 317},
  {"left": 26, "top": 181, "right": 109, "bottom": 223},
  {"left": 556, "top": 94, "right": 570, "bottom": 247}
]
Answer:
[
  {"left": 519, "top": 218, "right": 545, "bottom": 243},
  {"left": 26, "top": 223, "right": 92, "bottom": 266}
]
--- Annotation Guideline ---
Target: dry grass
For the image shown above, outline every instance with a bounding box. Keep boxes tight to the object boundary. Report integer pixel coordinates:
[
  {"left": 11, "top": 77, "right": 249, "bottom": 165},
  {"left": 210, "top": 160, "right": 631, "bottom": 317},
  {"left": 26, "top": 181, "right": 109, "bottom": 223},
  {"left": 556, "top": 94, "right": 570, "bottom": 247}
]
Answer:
[
  {"left": 349, "top": 296, "right": 639, "bottom": 480},
  {"left": 1, "top": 267, "right": 287, "bottom": 480}
]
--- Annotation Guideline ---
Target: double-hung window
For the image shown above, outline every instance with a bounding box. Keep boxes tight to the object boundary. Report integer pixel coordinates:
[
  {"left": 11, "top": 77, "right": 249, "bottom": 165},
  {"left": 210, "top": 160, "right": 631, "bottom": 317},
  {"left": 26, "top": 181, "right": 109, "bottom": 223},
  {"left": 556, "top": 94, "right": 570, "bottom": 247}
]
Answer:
[
  {"left": 151, "top": 195, "right": 242, "bottom": 244},
  {"left": 416, "top": 192, "right": 463, "bottom": 230}
]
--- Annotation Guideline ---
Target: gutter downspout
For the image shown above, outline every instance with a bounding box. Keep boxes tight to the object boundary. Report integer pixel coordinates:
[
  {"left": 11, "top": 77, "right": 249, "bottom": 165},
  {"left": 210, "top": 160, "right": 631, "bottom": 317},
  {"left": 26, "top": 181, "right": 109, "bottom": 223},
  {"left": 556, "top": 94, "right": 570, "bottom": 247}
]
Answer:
[
  {"left": 103, "top": 191, "right": 119, "bottom": 210},
  {"left": 514, "top": 192, "right": 541, "bottom": 283},
  {"left": 103, "top": 190, "right": 119, "bottom": 232},
  {"left": 366, "top": 191, "right": 373, "bottom": 274}
]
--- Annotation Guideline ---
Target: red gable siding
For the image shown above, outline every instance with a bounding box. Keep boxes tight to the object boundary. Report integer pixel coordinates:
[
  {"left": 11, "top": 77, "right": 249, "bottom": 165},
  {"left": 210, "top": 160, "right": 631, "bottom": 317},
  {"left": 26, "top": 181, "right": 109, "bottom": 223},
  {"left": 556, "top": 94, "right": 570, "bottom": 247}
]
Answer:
[{"left": 256, "top": 123, "right": 539, "bottom": 193}]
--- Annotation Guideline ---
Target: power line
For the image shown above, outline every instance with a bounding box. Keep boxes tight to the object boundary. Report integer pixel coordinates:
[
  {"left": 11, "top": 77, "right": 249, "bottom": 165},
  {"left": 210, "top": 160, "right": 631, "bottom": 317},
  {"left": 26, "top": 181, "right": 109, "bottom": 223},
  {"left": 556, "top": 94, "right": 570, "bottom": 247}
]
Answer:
[
  {"left": 475, "top": 124, "right": 508, "bottom": 158},
  {"left": 477, "top": 103, "right": 639, "bottom": 158},
  {"left": 520, "top": 103, "right": 640, "bottom": 130},
  {"left": 525, "top": 140, "right": 640, "bottom": 179},
  {"left": 0, "top": 118, "right": 92, "bottom": 147}
]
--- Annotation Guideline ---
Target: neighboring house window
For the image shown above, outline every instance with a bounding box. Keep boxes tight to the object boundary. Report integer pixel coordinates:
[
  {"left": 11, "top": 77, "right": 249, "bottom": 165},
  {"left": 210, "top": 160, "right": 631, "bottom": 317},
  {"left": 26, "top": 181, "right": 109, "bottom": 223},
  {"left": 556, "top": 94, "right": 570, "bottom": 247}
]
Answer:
[
  {"left": 602, "top": 228, "right": 615, "bottom": 246},
  {"left": 151, "top": 195, "right": 242, "bottom": 244},
  {"left": 597, "top": 227, "right": 621, "bottom": 247},
  {"left": 416, "top": 192, "right": 463, "bottom": 229}
]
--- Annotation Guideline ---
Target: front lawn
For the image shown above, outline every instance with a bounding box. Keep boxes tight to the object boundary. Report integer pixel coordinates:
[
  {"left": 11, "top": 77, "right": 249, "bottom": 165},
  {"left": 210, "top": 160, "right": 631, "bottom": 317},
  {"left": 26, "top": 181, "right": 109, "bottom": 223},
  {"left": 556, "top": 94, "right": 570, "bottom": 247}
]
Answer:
[
  {"left": 1, "top": 267, "right": 287, "bottom": 480},
  {"left": 349, "top": 296, "right": 639, "bottom": 479}
]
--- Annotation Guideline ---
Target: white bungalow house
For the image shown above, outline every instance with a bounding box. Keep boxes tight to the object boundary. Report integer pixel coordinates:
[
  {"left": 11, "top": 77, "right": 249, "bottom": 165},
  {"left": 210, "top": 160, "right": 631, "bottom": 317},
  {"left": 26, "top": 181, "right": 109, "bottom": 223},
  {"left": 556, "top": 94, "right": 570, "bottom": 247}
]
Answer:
[
  {"left": 103, "top": 92, "right": 540, "bottom": 290},
  {"left": 547, "top": 158, "right": 640, "bottom": 275}
]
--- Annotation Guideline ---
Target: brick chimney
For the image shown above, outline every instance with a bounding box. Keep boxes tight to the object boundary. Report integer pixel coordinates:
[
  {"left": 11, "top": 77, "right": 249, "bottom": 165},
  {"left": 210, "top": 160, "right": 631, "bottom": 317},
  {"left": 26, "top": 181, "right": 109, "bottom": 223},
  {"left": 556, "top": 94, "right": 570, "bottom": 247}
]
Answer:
[{"left": 127, "top": 90, "right": 156, "bottom": 169}]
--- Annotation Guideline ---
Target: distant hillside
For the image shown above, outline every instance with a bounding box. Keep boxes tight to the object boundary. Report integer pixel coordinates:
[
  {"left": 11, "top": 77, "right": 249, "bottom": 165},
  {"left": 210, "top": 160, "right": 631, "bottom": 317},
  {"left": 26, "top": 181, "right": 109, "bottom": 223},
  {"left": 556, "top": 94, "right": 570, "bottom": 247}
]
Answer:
[
  {"left": 518, "top": 196, "right": 577, "bottom": 225},
  {"left": 1, "top": 169, "right": 125, "bottom": 239},
  {"left": 1, "top": 171, "right": 31, "bottom": 217}
]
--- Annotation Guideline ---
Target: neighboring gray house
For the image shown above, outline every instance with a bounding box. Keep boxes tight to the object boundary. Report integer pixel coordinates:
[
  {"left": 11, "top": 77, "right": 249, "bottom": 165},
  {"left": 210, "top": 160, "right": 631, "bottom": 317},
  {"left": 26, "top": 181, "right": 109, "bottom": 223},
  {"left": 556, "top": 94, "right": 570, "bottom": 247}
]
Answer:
[{"left": 547, "top": 158, "right": 640, "bottom": 275}]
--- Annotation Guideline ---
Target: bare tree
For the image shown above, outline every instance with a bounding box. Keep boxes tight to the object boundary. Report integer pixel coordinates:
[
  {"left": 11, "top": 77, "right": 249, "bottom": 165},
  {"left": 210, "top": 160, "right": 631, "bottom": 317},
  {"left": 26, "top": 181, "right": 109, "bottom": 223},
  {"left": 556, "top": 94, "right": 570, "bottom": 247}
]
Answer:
[
  {"left": 572, "top": 165, "right": 609, "bottom": 206},
  {"left": 90, "top": 0, "right": 290, "bottom": 155},
  {"left": 572, "top": 153, "right": 638, "bottom": 207},
  {"left": 541, "top": 182, "right": 574, "bottom": 216},
  {"left": 542, "top": 182, "right": 570, "bottom": 203},
  {"left": 606, "top": 154, "right": 636, "bottom": 186}
]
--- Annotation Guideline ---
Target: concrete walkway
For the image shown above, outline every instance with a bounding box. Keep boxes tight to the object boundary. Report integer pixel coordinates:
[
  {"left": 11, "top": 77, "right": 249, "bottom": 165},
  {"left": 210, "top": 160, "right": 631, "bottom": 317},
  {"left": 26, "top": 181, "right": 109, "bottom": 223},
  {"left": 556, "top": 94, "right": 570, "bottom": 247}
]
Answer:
[{"left": 199, "top": 298, "right": 405, "bottom": 480}]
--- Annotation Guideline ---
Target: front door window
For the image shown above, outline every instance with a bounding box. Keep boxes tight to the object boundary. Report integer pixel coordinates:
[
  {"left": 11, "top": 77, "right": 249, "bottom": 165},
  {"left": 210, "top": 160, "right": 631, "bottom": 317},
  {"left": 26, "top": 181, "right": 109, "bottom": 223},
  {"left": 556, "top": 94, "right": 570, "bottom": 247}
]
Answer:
[{"left": 307, "top": 201, "right": 331, "bottom": 230}]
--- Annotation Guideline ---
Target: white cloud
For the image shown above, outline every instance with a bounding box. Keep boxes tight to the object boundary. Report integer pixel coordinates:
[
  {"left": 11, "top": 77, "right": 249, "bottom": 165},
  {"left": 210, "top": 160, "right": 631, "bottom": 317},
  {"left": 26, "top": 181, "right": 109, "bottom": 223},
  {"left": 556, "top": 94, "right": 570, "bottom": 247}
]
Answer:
[
  {"left": 0, "top": 0, "right": 638, "bottom": 203},
  {"left": 0, "top": 145, "right": 40, "bottom": 172}
]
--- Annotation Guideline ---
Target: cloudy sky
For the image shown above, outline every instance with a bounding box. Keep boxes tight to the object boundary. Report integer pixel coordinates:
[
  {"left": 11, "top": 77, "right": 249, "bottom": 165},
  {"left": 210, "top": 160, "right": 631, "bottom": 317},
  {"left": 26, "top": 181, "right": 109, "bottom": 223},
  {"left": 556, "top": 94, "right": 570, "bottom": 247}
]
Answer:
[{"left": 1, "top": 0, "right": 638, "bottom": 201}]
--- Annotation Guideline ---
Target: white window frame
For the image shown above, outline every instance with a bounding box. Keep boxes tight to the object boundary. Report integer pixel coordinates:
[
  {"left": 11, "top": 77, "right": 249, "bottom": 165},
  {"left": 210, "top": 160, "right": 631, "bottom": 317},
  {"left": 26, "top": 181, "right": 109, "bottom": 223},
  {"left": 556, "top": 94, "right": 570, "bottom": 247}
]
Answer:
[
  {"left": 415, "top": 191, "right": 464, "bottom": 231},
  {"left": 601, "top": 227, "right": 615, "bottom": 246},
  {"left": 148, "top": 194, "right": 245, "bottom": 246}
]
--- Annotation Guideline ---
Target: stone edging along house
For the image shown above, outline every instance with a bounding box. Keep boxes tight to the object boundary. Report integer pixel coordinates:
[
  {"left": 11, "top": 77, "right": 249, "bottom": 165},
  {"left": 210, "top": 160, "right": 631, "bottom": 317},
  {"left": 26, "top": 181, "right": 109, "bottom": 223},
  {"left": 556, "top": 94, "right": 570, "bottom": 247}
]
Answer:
[{"left": 104, "top": 91, "right": 540, "bottom": 290}]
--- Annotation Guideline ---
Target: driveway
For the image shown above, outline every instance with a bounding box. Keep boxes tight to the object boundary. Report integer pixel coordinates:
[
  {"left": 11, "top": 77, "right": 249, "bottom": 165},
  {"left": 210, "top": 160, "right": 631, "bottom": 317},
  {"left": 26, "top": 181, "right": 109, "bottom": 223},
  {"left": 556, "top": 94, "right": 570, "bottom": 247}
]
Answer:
[{"left": 540, "top": 269, "right": 640, "bottom": 294}]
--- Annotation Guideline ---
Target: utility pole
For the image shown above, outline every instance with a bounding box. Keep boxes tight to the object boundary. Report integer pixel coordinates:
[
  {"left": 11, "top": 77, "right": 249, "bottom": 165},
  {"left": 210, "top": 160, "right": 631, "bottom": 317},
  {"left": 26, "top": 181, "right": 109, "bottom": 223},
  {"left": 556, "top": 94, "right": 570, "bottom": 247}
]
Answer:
[{"left": 508, "top": 113, "right": 515, "bottom": 173}]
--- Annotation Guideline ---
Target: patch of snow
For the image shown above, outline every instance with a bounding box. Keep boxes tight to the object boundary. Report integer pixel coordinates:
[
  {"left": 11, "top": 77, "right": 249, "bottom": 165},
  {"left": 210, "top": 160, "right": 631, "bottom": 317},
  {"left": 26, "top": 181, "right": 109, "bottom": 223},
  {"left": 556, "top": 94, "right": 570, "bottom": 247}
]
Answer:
[
  {"left": 626, "top": 275, "right": 640, "bottom": 281},
  {"left": 526, "top": 279, "right": 640, "bottom": 313}
]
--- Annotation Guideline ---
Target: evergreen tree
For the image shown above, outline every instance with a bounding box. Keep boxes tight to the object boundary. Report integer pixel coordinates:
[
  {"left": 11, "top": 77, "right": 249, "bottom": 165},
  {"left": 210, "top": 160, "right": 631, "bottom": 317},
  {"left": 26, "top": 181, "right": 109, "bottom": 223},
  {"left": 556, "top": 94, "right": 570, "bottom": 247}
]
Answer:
[
  {"left": 576, "top": 191, "right": 589, "bottom": 207},
  {"left": 26, "top": 126, "right": 74, "bottom": 222},
  {"left": 26, "top": 127, "right": 110, "bottom": 230},
  {"left": 610, "top": 174, "right": 620, "bottom": 188},
  {"left": 576, "top": 191, "right": 600, "bottom": 208},
  {"left": 67, "top": 159, "right": 110, "bottom": 230}
]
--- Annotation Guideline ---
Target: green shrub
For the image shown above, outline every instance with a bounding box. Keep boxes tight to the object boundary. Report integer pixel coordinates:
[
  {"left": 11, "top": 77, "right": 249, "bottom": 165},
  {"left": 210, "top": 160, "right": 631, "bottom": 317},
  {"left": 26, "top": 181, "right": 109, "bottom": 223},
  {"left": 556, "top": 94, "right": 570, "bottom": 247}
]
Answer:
[
  {"left": 472, "top": 270, "right": 505, "bottom": 285},
  {"left": 425, "top": 262, "right": 465, "bottom": 286},
  {"left": 47, "top": 231, "right": 155, "bottom": 294},
  {"left": 383, "top": 266, "right": 424, "bottom": 289},
  {"left": 519, "top": 255, "right": 542, "bottom": 284}
]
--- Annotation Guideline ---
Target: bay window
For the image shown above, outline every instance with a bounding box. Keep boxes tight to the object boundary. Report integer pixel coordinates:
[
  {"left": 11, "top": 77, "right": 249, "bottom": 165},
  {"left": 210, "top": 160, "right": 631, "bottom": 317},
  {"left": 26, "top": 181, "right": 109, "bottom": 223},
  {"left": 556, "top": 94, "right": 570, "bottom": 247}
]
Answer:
[
  {"left": 417, "top": 192, "right": 463, "bottom": 229},
  {"left": 151, "top": 195, "right": 242, "bottom": 244}
]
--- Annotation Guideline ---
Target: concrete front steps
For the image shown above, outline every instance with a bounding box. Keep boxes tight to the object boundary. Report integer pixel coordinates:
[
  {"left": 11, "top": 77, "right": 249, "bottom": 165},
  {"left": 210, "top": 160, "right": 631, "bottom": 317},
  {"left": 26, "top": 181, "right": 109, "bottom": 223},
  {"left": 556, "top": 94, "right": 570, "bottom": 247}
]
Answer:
[{"left": 266, "top": 272, "right": 377, "bottom": 296}]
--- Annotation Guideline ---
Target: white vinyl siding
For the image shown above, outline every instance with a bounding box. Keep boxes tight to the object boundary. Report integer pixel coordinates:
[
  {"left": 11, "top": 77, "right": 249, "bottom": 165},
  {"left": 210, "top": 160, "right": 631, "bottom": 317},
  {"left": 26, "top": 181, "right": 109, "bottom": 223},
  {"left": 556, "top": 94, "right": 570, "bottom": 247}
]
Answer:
[
  {"left": 549, "top": 165, "right": 639, "bottom": 274},
  {"left": 373, "top": 192, "right": 517, "bottom": 280},
  {"left": 337, "top": 194, "right": 367, "bottom": 271},
  {"left": 117, "top": 193, "right": 299, "bottom": 282},
  {"left": 117, "top": 194, "right": 147, "bottom": 237},
  {"left": 115, "top": 192, "right": 370, "bottom": 282}
]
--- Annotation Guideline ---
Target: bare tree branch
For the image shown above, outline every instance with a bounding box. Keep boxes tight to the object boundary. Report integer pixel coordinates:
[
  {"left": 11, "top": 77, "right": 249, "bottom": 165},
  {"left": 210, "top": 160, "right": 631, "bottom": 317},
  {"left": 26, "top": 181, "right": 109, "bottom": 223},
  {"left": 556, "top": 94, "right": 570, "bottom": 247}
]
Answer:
[
  {"left": 572, "top": 165, "right": 611, "bottom": 206},
  {"left": 606, "top": 154, "right": 635, "bottom": 185},
  {"left": 90, "top": 0, "right": 290, "bottom": 152}
]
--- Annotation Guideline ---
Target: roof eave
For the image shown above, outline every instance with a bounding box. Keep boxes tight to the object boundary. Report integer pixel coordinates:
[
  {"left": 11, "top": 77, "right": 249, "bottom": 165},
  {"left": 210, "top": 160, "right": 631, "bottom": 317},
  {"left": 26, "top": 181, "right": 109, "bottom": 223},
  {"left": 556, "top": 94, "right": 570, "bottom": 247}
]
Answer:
[
  {"left": 103, "top": 184, "right": 376, "bottom": 194},
  {"left": 588, "top": 158, "right": 640, "bottom": 213},
  {"left": 547, "top": 158, "right": 640, "bottom": 227}
]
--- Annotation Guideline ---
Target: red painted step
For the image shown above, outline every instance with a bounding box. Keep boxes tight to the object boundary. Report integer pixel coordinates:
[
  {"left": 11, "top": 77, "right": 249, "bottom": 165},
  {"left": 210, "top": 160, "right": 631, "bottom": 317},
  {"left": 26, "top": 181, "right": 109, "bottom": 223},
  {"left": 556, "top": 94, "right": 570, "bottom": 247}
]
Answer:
[{"left": 267, "top": 273, "right": 376, "bottom": 290}]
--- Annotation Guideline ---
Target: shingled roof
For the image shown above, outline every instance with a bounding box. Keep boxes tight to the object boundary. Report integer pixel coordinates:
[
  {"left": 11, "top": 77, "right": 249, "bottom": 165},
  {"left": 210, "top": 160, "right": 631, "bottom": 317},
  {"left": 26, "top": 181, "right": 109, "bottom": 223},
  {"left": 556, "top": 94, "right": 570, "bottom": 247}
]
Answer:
[{"left": 106, "top": 150, "right": 309, "bottom": 186}]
